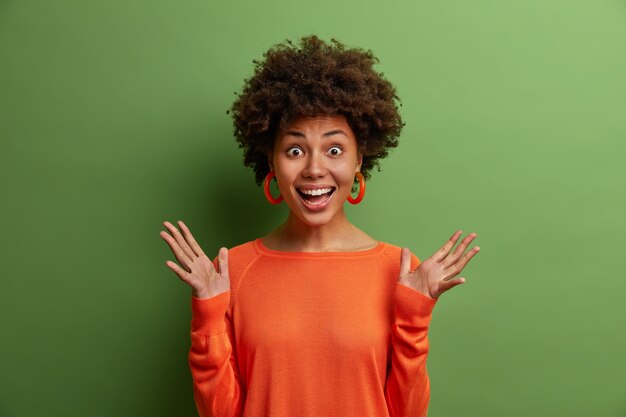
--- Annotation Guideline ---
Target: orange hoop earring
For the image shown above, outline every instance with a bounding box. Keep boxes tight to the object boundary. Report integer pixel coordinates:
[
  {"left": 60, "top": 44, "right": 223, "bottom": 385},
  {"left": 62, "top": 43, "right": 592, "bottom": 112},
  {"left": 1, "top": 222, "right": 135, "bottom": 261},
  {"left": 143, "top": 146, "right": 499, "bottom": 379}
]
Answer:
[
  {"left": 264, "top": 171, "right": 283, "bottom": 204},
  {"left": 347, "top": 172, "right": 366, "bottom": 205}
]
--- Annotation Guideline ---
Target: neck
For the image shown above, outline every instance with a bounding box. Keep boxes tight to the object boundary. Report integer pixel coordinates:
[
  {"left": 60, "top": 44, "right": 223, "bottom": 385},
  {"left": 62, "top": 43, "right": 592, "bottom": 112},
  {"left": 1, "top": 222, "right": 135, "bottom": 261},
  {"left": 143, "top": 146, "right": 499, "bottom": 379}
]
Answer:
[{"left": 272, "top": 209, "right": 358, "bottom": 252}]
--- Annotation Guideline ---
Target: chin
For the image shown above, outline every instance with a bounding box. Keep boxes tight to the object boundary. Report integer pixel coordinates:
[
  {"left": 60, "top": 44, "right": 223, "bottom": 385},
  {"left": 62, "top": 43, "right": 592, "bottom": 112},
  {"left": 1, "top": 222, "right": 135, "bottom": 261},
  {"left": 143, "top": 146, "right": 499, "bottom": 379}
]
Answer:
[
  {"left": 297, "top": 214, "right": 335, "bottom": 227},
  {"left": 288, "top": 200, "right": 343, "bottom": 227}
]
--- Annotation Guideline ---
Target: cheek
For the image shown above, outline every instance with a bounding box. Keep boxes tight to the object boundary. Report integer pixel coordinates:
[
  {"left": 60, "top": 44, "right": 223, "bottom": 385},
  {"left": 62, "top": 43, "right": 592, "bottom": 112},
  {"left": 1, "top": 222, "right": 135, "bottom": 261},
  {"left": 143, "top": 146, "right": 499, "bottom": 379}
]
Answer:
[
  {"left": 274, "top": 165, "right": 297, "bottom": 187},
  {"left": 334, "top": 162, "right": 358, "bottom": 182}
]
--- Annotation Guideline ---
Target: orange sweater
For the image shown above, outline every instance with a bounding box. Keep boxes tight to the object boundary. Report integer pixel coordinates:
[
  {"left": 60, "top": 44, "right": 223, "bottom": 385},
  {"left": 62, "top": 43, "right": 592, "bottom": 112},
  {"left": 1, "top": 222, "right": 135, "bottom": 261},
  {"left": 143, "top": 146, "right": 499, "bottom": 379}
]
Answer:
[{"left": 189, "top": 238, "right": 438, "bottom": 417}]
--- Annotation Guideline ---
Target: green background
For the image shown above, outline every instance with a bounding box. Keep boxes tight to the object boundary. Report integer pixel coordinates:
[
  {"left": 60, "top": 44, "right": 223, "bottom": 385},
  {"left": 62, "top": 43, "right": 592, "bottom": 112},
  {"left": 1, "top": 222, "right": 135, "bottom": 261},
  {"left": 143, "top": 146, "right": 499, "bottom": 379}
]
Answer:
[{"left": 1, "top": 0, "right": 625, "bottom": 416}]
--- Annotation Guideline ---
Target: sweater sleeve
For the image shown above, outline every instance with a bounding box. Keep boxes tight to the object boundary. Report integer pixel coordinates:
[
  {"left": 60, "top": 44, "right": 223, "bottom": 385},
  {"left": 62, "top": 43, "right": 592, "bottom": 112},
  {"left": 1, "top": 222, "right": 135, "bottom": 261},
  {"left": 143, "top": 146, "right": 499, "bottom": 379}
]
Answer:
[
  {"left": 188, "top": 260, "right": 246, "bottom": 417},
  {"left": 385, "top": 254, "right": 438, "bottom": 417}
]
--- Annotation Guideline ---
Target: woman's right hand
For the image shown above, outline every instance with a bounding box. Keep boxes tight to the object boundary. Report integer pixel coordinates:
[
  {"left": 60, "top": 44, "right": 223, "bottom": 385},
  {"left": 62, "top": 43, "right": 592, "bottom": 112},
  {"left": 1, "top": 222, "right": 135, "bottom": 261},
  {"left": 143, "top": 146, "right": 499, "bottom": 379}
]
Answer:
[{"left": 160, "top": 220, "right": 230, "bottom": 299}]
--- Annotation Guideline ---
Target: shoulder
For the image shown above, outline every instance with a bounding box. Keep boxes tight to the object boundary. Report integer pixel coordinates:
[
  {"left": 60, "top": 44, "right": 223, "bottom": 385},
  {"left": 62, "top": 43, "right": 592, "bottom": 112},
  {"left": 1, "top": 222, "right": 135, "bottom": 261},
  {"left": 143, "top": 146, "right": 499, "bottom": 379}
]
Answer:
[
  {"left": 226, "top": 239, "right": 259, "bottom": 260},
  {"left": 210, "top": 239, "right": 262, "bottom": 294},
  {"left": 380, "top": 241, "right": 422, "bottom": 271},
  {"left": 210, "top": 239, "right": 258, "bottom": 264}
]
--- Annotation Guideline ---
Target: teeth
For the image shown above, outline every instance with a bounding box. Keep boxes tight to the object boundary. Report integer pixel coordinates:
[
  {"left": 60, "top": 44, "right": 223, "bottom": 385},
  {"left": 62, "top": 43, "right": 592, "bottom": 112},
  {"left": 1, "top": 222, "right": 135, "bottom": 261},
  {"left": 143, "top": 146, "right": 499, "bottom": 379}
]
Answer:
[{"left": 300, "top": 187, "right": 333, "bottom": 196}]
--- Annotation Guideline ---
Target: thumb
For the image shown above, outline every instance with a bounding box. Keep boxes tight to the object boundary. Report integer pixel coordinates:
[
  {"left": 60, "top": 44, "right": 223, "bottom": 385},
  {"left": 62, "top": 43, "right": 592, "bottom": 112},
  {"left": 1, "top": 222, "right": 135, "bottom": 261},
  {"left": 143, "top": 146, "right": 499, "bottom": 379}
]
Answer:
[
  {"left": 399, "top": 247, "right": 411, "bottom": 280},
  {"left": 217, "top": 247, "right": 229, "bottom": 278},
  {"left": 437, "top": 277, "right": 465, "bottom": 296}
]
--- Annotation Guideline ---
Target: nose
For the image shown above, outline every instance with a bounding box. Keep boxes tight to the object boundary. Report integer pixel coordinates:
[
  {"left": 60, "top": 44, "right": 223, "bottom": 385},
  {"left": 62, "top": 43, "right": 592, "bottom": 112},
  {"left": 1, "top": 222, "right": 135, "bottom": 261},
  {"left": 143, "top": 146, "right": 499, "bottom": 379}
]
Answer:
[{"left": 301, "top": 150, "right": 327, "bottom": 179}]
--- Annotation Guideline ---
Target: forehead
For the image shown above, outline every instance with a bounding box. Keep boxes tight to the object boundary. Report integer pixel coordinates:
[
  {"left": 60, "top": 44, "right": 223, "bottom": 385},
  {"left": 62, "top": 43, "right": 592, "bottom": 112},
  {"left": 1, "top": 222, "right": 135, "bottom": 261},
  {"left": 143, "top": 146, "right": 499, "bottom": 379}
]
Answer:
[{"left": 280, "top": 114, "right": 354, "bottom": 135}]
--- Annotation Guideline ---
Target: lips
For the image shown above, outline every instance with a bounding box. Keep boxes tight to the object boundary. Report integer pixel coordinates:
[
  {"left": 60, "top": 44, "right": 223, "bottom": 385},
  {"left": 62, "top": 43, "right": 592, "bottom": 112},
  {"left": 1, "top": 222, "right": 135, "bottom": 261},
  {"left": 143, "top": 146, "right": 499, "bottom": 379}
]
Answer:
[{"left": 296, "top": 187, "right": 335, "bottom": 211}]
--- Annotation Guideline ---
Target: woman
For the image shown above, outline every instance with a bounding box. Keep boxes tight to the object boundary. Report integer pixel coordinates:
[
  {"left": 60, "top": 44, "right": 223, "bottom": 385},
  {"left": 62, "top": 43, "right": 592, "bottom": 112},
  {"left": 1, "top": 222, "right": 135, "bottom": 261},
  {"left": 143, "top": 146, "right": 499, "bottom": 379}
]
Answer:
[{"left": 160, "top": 35, "right": 479, "bottom": 417}]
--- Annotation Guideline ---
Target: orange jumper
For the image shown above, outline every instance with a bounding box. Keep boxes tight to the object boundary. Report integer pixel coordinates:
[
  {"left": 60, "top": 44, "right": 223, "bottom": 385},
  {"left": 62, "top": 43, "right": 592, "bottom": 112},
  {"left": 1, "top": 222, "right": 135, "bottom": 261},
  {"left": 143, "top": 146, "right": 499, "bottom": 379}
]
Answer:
[{"left": 189, "top": 238, "right": 438, "bottom": 417}]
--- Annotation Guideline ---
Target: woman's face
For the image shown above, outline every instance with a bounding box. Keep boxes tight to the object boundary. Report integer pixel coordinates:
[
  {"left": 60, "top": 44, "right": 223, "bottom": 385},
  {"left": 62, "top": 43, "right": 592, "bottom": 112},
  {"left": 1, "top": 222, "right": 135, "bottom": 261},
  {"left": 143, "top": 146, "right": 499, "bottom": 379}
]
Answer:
[{"left": 268, "top": 114, "right": 363, "bottom": 227}]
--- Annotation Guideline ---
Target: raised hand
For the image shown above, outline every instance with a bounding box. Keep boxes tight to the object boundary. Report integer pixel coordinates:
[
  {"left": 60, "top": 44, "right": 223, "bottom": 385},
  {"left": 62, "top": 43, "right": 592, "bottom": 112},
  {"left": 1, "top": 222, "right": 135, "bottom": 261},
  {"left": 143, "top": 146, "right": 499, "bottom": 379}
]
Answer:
[
  {"left": 159, "top": 220, "right": 230, "bottom": 299},
  {"left": 399, "top": 230, "right": 480, "bottom": 299}
]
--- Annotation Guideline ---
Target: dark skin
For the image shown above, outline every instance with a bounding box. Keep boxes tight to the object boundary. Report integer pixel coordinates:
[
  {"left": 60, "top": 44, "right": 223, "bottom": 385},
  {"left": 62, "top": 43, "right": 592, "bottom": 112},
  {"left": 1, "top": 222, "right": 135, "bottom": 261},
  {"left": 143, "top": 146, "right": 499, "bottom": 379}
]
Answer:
[
  {"left": 398, "top": 230, "right": 479, "bottom": 299},
  {"left": 160, "top": 221, "right": 479, "bottom": 300},
  {"left": 160, "top": 221, "right": 230, "bottom": 299},
  {"left": 160, "top": 114, "right": 480, "bottom": 299}
]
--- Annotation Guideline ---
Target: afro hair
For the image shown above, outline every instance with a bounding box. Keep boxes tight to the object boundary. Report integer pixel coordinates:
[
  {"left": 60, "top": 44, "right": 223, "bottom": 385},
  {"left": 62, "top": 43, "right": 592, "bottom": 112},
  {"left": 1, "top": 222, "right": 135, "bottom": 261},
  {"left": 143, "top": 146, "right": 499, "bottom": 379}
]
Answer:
[{"left": 228, "top": 34, "right": 405, "bottom": 190}]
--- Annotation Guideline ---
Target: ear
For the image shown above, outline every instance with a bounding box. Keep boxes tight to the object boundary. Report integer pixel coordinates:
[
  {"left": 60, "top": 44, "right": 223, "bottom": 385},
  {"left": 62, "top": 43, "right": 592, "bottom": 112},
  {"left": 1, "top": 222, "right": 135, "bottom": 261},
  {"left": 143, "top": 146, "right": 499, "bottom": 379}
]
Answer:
[
  {"left": 267, "top": 152, "right": 274, "bottom": 172},
  {"left": 355, "top": 152, "right": 363, "bottom": 173}
]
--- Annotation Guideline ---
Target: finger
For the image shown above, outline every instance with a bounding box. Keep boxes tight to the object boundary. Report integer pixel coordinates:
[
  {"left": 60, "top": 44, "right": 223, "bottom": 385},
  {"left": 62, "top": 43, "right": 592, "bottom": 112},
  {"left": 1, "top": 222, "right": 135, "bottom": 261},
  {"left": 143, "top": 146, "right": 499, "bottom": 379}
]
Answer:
[
  {"left": 443, "top": 232, "right": 478, "bottom": 267},
  {"left": 160, "top": 230, "right": 193, "bottom": 271},
  {"left": 432, "top": 230, "right": 463, "bottom": 262},
  {"left": 163, "top": 221, "right": 196, "bottom": 261},
  {"left": 450, "top": 244, "right": 481, "bottom": 273},
  {"left": 399, "top": 248, "right": 411, "bottom": 279},
  {"left": 177, "top": 220, "right": 206, "bottom": 258},
  {"left": 165, "top": 260, "right": 191, "bottom": 285},
  {"left": 217, "top": 247, "right": 229, "bottom": 278},
  {"left": 439, "top": 277, "right": 466, "bottom": 295}
]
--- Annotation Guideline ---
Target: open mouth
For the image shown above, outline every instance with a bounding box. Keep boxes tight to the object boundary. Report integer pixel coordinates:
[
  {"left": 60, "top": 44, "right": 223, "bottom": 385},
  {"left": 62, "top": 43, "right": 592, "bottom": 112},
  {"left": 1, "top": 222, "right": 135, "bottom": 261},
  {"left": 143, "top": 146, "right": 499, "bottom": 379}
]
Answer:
[{"left": 296, "top": 187, "right": 336, "bottom": 208}]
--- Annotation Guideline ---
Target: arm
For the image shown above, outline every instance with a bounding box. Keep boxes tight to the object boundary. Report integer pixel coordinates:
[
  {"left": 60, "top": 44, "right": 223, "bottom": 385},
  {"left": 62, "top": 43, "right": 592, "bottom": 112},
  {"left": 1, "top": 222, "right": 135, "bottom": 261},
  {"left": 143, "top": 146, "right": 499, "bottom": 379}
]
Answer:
[
  {"left": 160, "top": 221, "right": 244, "bottom": 416},
  {"left": 188, "top": 260, "right": 246, "bottom": 417},
  {"left": 385, "top": 255, "right": 438, "bottom": 417},
  {"left": 386, "top": 231, "right": 479, "bottom": 416}
]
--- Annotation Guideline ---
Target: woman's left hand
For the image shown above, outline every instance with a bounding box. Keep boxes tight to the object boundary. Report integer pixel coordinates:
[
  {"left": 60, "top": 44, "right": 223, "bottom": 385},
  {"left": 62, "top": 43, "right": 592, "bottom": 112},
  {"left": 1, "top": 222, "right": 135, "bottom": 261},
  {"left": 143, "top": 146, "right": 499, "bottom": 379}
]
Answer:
[{"left": 399, "top": 230, "right": 480, "bottom": 299}]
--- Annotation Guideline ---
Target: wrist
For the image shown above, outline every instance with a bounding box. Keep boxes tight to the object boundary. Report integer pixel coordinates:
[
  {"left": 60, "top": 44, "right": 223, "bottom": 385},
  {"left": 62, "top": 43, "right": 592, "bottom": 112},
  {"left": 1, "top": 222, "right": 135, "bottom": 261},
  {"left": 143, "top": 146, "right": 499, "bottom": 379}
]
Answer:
[
  {"left": 398, "top": 280, "right": 432, "bottom": 298},
  {"left": 192, "top": 288, "right": 210, "bottom": 299}
]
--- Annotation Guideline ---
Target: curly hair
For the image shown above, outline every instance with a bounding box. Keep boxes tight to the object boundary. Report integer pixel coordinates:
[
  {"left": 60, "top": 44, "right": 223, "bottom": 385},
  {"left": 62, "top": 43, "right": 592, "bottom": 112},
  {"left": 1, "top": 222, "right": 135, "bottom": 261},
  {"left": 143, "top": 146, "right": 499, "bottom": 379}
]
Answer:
[{"left": 228, "top": 34, "right": 405, "bottom": 190}]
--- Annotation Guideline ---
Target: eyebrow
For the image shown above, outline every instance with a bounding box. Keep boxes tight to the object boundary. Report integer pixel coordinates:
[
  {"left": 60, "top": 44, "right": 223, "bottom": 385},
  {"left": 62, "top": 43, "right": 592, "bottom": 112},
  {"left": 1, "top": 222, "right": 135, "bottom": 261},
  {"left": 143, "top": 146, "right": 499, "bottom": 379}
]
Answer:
[{"left": 284, "top": 129, "right": 348, "bottom": 138}]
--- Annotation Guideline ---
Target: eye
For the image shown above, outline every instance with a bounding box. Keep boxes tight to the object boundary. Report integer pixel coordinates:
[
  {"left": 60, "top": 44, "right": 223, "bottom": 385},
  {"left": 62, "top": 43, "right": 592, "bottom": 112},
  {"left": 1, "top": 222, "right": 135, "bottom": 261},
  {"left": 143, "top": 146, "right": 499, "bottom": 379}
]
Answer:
[
  {"left": 328, "top": 146, "right": 343, "bottom": 156},
  {"left": 286, "top": 147, "right": 302, "bottom": 157}
]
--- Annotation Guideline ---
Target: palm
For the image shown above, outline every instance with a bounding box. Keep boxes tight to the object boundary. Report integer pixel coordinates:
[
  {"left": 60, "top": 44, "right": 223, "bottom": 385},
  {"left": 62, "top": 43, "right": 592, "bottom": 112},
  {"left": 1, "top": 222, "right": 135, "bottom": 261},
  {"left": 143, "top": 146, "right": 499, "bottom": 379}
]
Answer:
[
  {"left": 160, "top": 220, "right": 230, "bottom": 298},
  {"left": 399, "top": 230, "right": 480, "bottom": 299}
]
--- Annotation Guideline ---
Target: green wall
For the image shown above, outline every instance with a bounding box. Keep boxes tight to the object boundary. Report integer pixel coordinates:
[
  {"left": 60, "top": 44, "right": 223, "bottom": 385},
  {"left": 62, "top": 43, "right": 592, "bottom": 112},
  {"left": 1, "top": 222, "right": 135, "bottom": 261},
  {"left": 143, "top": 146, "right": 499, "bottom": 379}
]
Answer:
[{"left": 1, "top": 0, "right": 625, "bottom": 416}]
